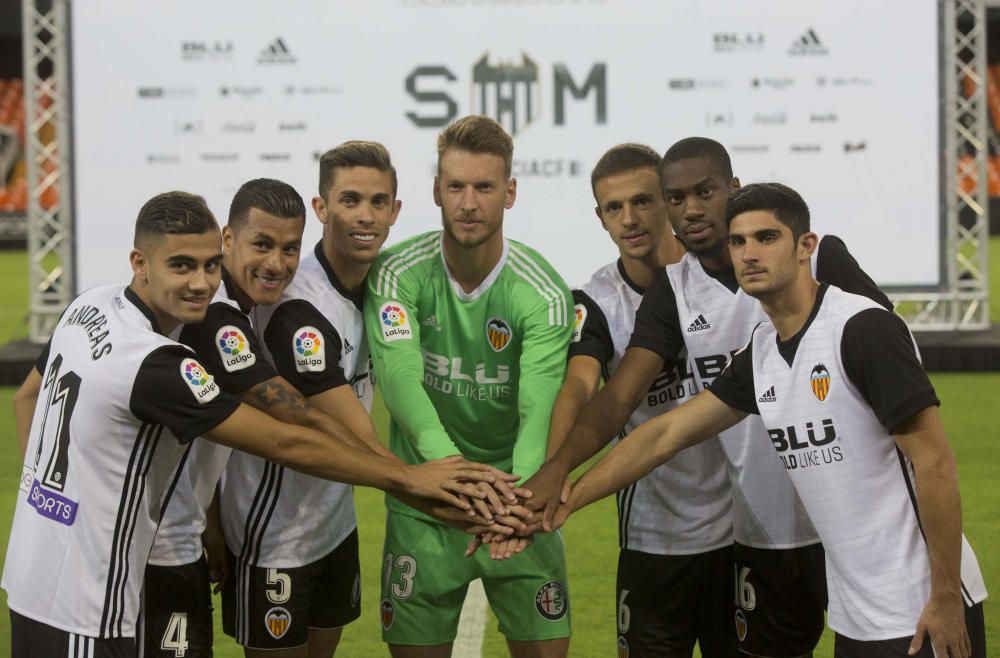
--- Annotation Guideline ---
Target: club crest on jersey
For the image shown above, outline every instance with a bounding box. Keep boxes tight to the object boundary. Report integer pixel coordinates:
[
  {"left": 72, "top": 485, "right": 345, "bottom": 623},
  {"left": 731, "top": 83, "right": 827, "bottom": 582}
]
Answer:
[
  {"left": 215, "top": 325, "right": 257, "bottom": 372},
  {"left": 486, "top": 317, "right": 512, "bottom": 352},
  {"left": 735, "top": 609, "right": 748, "bottom": 642},
  {"left": 380, "top": 302, "right": 412, "bottom": 342},
  {"left": 617, "top": 636, "right": 629, "bottom": 658},
  {"left": 180, "top": 358, "right": 219, "bottom": 404},
  {"left": 264, "top": 606, "right": 291, "bottom": 639},
  {"left": 534, "top": 580, "right": 568, "bottom": 620},
  {"left": 572, "top": 304, "right": 587, "bottom": 343},
  {"left": 380, "top": 599, "right": 395, "bottom": 630},
  {"left": 810, "top": 363, "right": 831, "bottom": 401},
  {"left": 293, "top": 327, "right": 326, "bottom": 373}
]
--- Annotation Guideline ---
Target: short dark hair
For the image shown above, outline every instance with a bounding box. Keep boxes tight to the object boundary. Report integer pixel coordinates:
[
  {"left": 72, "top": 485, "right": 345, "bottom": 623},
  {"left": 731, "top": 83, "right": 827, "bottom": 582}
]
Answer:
[
  {"left": 725, "top": 182, "right": 811, "bottom": 239},
  {"left": 661, "top": 137, "right": 733, "bottom": 180},
  {"left": 437, "top": 115, "right": 514, "bottom": 178},
  {"left": 590, "top": 143, "right": 661, "bottom": 201},
  {"left": 318, "top": 140, "right": 398, "bottom": 199},
  {"left": 134, "top": 191, "right": 218, "bottom": 248},
  {"left": 228, "top": 178, "right": 306, "bottom": 229}
]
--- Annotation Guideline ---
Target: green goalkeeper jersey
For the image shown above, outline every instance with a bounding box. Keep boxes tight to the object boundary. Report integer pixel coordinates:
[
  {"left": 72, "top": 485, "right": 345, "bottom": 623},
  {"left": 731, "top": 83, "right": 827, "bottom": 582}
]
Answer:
[{"left": 366, "top": 230, "right": 572, "bottom": 519}]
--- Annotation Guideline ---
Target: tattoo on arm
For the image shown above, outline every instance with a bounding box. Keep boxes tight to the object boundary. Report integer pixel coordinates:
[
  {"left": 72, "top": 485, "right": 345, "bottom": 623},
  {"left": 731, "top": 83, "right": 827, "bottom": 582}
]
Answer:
[{"left": 246, "top": 380, "right": 307, "bottom": 414}]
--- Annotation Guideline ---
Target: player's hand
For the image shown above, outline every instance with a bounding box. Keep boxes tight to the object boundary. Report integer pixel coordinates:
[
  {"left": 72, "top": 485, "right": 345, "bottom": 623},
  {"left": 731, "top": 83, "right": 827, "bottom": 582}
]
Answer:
[
  {"left": 521, "top": 462, "right": 571, "bottom": 531},
  {"left": 201, "top": 525, "right": 229, "bottom": 593},
  {"left": 908, "top": 593, "right": 971, "bottom": 657},
  {"left": 489, "top": 536, "right": 532, "bottom": 561},
  {"left": 483, "top": 466, "right": 523, "bottom": 504},
  {"left": 548, "top": 500, "right": 573, "bottom": 533},
  {"left": 403, "top": 456, "right": 496, "bottom": 509}
]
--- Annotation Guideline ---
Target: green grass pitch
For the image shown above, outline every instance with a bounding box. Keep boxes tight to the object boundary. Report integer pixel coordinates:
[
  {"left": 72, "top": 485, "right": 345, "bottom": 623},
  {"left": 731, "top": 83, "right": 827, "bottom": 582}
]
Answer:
[{"left": 0, "top": 247, "right": 995, "bottom": 656}]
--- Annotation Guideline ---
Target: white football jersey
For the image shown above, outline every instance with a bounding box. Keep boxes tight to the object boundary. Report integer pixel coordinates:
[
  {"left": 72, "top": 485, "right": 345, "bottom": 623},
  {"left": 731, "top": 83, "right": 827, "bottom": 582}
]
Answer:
[
  {"left": 574, "top": 260, "right": 732, "bottom": 555},
  {"left": 224, "top": 242, "right": 369, "bottom": 567},
  {"left": 745, "top": 286, "right": 987, "bottom": 640},
  {"left": 2, "top": 285, "right": 239, "bottom": 638}
]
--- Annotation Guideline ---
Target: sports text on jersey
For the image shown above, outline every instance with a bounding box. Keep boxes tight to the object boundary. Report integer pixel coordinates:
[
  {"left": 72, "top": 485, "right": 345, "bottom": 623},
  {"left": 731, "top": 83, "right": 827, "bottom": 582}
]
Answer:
[
  {"left": 686, "top": 314, "right": 712, "bottom": 333},
  {"left": 768, "top": 418, "right": 844, "bottom": 470},
  {"left": 180, "top": 358, "right": 220, "bottom": 403},
  {"left": 215, "top": 325, "right": 258, "bottom": 372},
  {"left": 28, "top": 478, "right": 79, "bottom": 526},
  {"left": 293, "top": 326, "right": 326, "bottom": 372},
  {"left": 646, "top": 361, "right": 700, "bottom": 407},
  {"left": 380, "top": 301, "right": 413, "bottom": 342},
  {"left": 422, "top": 349, "right": 512, "bottom": 401},
  {"left": 63, "top": 304, "right": 114, "bottom": 360}
]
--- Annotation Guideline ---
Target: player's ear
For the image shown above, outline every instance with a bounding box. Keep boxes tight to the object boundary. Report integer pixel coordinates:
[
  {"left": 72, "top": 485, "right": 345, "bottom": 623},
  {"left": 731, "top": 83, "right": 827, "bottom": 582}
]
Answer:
[
  {"left": 389, "top": 199, "right": 402, "bottom": 227},
  {"left": 594, "top": 205, "right": 609, "bottom": 231},
  {"left": 312, "top": 196, "right": 328, "bottom": 225},
  {"left": 433, "top": 176, "right": 442, "bottom": 208},
  {"left": 730, "top": 176, "right": 741, "bottom": 192},
  {"left": 504, "top": 177, "right": 517, "bottom": 209},
  {"left": 221, "top": 225, "right": 234, "bottom": 253},
  {"left": 129, "top": 249, "right": 148, "bottom": 281},
  {"left": 798, "top": 231, "right": 819, "bottom": 260}
]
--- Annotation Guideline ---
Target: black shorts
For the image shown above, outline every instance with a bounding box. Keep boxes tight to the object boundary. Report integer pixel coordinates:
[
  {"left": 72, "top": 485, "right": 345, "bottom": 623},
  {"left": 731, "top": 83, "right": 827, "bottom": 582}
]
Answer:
[
  {"left": 141, "top": 556, "right": 214, "bottom": 658},
  {"left": 10, "top": 609, "right": 135, "bottom": 658},
  {"left": 222, "top": 529, "right": 361, "bottom": 649},
  {"left": 731, "top": 542, "right": 827, "bottom": 658},
  {"left": 615, "top": 545, "right": 732, "bottom": 658},
  {"left": 833, "top": 601, "right": 985, "bottom": 658}
]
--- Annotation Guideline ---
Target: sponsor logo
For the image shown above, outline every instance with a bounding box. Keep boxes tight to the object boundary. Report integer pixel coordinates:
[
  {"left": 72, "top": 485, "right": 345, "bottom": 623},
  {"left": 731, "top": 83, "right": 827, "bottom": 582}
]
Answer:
[
  {"left": 405, "top": 52, "right": 606, "bottom": 134},
  {"left": 265, "top": 606, "right": 291, "bottom": 639},
  {"left": 843, "top": 141, "right": 867, "bottom": 154},
  {"left": 344, "top": 337, "right": 355, "bottom": 354},
  {"left": 180, "top": 358, "right": 219, "bottom": 403},
  {"left": 260, "top": 153, "right": 291, "bottom": 162},
  {"left": 817, "top": 75, "right": 872, "bottom": 87},
  {"left": 216, "top": 326, "right": 257, "bottom": 372},
  {"left": 285, "top": 84, "right": 341, "bottom": 96},
  {"left": 790, "top": 144, "right": 821, "bottom": 154},
  {"left": 810, "top": 112, "right": 837, "bottom": 124},
  {"left": 705, "top": 111, "right": 733, "bottom": 127},
  {"left": 294, "top": 327, "right": 326, "bottom": 372},
  {"left": 730, "top": 145, "right": 770, "bottom": 154},
  {"left": 137, "top": 86, "right": 195, "bottom": 99},
  {"left": 735, "top": 609, "right": 748, "bottom": 642},
  {"left": 380, "top": 302, "right": 413, "bottom": 342},
  {"left": 380, "top": 599, "right": 395, "bottom": 630},
  {"left": 511, "top": 158, "right": 583, "bottom": 178},
  {"left": 758, "top": 385, "right": 776, "bottom": 403},
  {"left": 668, "top": 77, "right": 727, "bottom": 90},
  {"left": 535, "top": 580, "right": 568, "bottom": 620},
  {"left": 146, "top": 154, "right": 180, "bottom": 164},
  {"left": 278, "top": 120, "right": 307, "bottom": 132},
  {"left": 29, "top": 479, "right": 78, "bottom": 526},
  {"left": 646, "top": 360, "right": 700, "bottom": 408},
  {"left": 617, "top": 636, "right": 629, "bottom": 658},
  {"left": 222, "top": 121, "right": 255, "bottom": 134},
  {"left": 423, "top": 351, "right": 511, "bottom": 399},
  {"left": 713, "top": 32, "right": 764, "bottom": 52},
  {"left": 258, "top": 37, "right": 297, "bottom": 64},
  {"left": 199, "top": 153, "right": 239, "bottom": 162},
  {"left": 572, "top": 304, "right": 586, "bottom": 343},
  {"left": 752, "top": 112, "right": 786, "bottom": 125},
  {"left": 789, "top": 28, "right": 829, "bottom": 56},
  {"left": 422, "top": 314, "right": 442, "bottom": 332},
  {"left": 173, "top": 120, "right": 202, "bottom": 135},
  {"left": 219, "top": 85, "right": 263, "bottom": 99},
  {"left": 686, "top": 314, "right": 711, "bottom": 333},
  {"left": 810, "top": 363, "right": 831, "bottom": 401},
  {"left": 181, "top": 40, "right": 233, "bottom": 61},
  {"left": 486, "top": 317, "right": 512, "bottom": 352},
  {"left": 769, "top": 418, "right": 843, "bottom": 470},
  {"left": 751, "top": 76, "right": 794, "bottom": 90}
]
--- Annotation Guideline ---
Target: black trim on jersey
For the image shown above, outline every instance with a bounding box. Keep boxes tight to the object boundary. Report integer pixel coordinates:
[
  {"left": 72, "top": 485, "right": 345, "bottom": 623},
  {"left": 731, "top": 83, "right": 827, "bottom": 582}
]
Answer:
[
  {"left": 124, "top": 286, "right": 162, "bottom": 334},
  {"left": 158, "top": 442, "right": 194, "bottom": 519},
  {"left": 701, "top": 263, "right": 739, "bottom": 293},
  {"left": 815, "top": 235, "right": 893, "bottom": 311},
  {"left": 263, "top": 298, "right": 350, "bottom": 397},
  {"left": 628, "top": 269, "right": 684, "bottom": 365},
  {"left": 101, "top": 422, "right": 163, "bottom": 637},
  {"left": 615, "top": 258, "right": 647, "bottom": 295},
  {"left": 568, "top": 289, "right": 614, "bottom": 364},
  {"left": 775, "top": 285, "right": 830, "bottom": 367},
  {"left": 706, "top": 327, "right": 761, "bottom": 415},
  {"left": 314, "top": 241, "right": 364, "bottom": 311},
  {"left": 235, "top": 461, "right": 284, "bottom": 641},
  {"left": 34, "top": 335, "right": 53, "bottom": 374},
  {"left": 221, "top": 268, "right": 253, "bottom": 315}
]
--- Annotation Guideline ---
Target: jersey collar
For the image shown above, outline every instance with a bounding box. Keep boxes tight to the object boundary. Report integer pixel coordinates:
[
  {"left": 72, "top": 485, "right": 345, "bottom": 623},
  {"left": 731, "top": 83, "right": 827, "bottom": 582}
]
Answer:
[
  {"left": 776, "top": 283, "right": 830, "bottom": 367},
  {"left": 314, "top": 241, "right": 364, "bottom": 310},
  {"left": 123, "top": 286, "right": 162, "bottom": 334},
  {"left": 440, "top": 232, "right": 510, "bottom": 302},
  {"left": 616, "top": 258, "right": 646, "bottom": 295}
]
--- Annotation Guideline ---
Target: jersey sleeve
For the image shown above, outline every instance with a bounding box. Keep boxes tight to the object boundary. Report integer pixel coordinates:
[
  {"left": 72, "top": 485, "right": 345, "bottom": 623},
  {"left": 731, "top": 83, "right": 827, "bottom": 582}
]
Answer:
[
  {"left": 34, "top": 336, "right": 52, "bottom": 373},
  {"left": 841, "top": 309, "right": 939, "bottom": 433},
  {"left": 568, "top": 289, "right": 613, "bottom": 366},
  {"left": 365, "top": 255, "right": 460, "bottom": 461},
  {"left": 510, "top": 286, "right": 574, "bottom": 482},
  {"left": 129, "top": 345, "right": 241, "bottom": 443},
  {"left": 178, "top": 302, "right": 276, "bottom": 393},
  {"left": 816, "top": 235, "right": 893, "bottom": 311},
  {"left": 627, "top": 269, "right": 685, "bottom": 363},
  {"left": 706, "top": 339, "right": 760, "bottom": 415},
  {"left": 262, "top": 299, "right": 349, "bottom": 397}
]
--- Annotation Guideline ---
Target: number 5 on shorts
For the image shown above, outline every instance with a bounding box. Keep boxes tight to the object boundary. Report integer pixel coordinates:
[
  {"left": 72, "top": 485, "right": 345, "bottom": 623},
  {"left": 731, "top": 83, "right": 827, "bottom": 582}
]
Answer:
[{"left": 266, "top": 568, "right": 291, "bottom": 605}]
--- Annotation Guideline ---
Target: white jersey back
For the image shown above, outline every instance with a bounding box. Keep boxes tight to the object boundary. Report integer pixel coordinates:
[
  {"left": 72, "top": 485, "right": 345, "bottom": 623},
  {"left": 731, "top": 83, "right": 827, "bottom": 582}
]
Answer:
[
  {"left": 2, "top": 285, "right": 238, "bottom": 638},
  {"left": 667, "top": 253, "right": 818, "bottom": 548},
  {"left": 576, "top": 261, "right": 732, "bottom": 554},
  {"left": 225, "top": 244, "right": 368, "bottom": 566},
  {"left": 749, "top": 286, "right": 987, "bottom": 639}
]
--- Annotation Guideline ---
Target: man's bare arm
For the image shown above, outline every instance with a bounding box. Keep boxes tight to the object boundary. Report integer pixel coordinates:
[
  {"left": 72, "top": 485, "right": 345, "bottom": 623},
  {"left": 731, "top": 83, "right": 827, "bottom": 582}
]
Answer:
[
  {"left": 13, "top": 367, "right": 42, "bottom": 460},
  {"left": 544, "top": 356, "right": 602, "bottom": 459},
  {"left": 307, "top": 384, "right": 397, "bottom": 460}
]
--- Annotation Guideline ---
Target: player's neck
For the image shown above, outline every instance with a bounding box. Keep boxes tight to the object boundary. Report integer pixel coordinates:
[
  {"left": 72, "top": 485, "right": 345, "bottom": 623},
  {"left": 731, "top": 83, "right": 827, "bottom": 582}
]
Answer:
[
  {"left": 442, "top": 231, "right": 504, "bottom": 293},
  {"left": 696, "top": 243, "right": 732, "bottom": 274},
  {"left": 760, "top": 275, "right": 820, "bottom": 341},
  {"left": 127, "top": 280, "right": 179, "bottom": 336},
  {"left": 323, "top": 240, "right": 369, "bottom": 293},
  {"left": 221, "top": 265, "right": 255, "bottom": 313}
]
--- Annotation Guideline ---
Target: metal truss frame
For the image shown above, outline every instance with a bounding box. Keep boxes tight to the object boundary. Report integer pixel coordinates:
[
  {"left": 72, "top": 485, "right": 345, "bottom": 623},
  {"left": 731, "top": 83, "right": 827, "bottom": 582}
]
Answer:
[{"left": 19, "top": 0, "right": 991, "bottom": 338}]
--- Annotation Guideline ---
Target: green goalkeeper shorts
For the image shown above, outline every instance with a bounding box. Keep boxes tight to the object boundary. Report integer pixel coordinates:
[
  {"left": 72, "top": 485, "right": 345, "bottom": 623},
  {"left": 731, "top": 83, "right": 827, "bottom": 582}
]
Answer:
[{"left": 379, "top": 509, "right": 571, "bottom": 646}]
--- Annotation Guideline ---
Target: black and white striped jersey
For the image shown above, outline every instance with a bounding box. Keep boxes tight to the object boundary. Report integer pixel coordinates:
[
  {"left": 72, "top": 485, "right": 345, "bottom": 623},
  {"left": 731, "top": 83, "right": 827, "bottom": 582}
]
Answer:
[
  {"left": 149, "top": 275, "right": 276, "bottom": 567},
  {"left": 224, "top": 242, "right": 368, "bottom": 567},
  {"left": 572, "top": 260, "right": 732, "bottom": 554},
  {"left": 710, "top": 284, "right": 987, "bottom": 640},
  {"left": 2, "top": 285, "right": 239, "bottom": 638}
]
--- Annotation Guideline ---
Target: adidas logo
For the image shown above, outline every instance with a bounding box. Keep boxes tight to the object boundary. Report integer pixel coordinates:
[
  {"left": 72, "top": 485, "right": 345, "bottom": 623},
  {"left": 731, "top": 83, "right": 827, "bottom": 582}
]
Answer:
[
  {"left": 758, "top": 386, "right": 777, "bottom": 403},
  {"left": 422, "top": 314, "right": 442, "bottom": 332},
  {"left": 788, "top": 28, "right": 828, "bottom": 56},
  {"left": 686, "top": 314, "right": 711, "bottom": 333},
  {"left": 344, "top": 338, "right": 354, "bottom": 354},
  {"left": 257, "top": 38, "right": 297, "bottom": 64}
]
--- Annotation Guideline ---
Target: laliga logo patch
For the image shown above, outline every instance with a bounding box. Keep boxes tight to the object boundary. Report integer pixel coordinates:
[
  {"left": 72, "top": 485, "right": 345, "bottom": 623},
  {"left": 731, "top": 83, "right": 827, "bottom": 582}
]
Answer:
[
  {"left": 810, "top": 363, "right": 831, "bottom": 402},
  {"left": 534, "top": 580, "right": 568, "bottom": 621},
  {"left": 380, "top": 302, "right": 412, "bottom": 342},
  {"left": 180, "top": 358, "right": 219, "bottom": 404},
  {"left": 215, "top": 325, "right": 257, "bottom": 372},
  {"left": 380, "top": 599, "right": 395, "bottom": 630},
  {"left": 572, "top": 304, "right": 586, "bottom": 343},
  {"left": 735, "top": 609, "right": 748, "bottom": 642},
  {"left": 486, "top": 317, "right": 512, "bottom": 352},
  {"left": 293, "top": 326, "right": 326, "bottom": 373},
  {"left": 265, "top": 606, "right": 291, "bottom": 639},
  {"left": 617, "top": 636, "right": 629, "bottom": 658}
]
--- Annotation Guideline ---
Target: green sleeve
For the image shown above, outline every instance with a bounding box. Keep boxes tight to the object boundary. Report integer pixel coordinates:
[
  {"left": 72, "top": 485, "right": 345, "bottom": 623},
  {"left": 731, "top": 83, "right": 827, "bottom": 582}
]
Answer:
[
  {"left": 365, "top": 257, "right": 461, "bottom": 462},
  {"left": 511, "top": 288, "right": 573, "bottom": 482}
]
